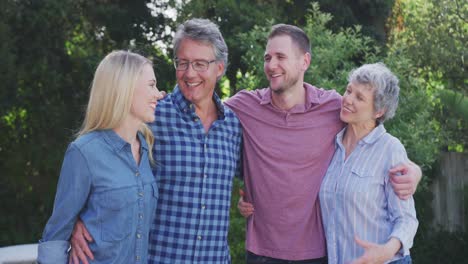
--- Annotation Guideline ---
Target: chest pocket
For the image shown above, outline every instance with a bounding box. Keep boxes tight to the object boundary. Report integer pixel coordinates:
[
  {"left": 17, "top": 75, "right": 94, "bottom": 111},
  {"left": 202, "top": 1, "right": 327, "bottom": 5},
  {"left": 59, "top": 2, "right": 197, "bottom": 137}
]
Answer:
[
  {"left": 96, "top": 187, "right": 138, "bottom": 242},
  {"left": 349, "top": 167, "right": 384, "bottom": 194}
]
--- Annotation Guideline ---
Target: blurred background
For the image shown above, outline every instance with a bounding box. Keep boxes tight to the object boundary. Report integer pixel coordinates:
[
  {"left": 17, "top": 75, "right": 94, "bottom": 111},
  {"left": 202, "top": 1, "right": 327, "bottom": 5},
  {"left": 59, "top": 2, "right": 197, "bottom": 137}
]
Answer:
[{"left": 0, "top": 0, "right": 466, "bottom": 263}]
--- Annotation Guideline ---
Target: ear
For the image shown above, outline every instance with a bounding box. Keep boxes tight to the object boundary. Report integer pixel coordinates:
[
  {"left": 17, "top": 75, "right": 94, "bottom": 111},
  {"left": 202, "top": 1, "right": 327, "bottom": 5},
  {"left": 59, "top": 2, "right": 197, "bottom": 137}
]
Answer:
[
  {"left": 375, "top": 109, "right": 386, "bottom": 119},
  {"left": 301, "top": 52, "right": 311, "bottom": 71},
  {"left": 216, "top": 61, "right": 225, "bottom": 79}
]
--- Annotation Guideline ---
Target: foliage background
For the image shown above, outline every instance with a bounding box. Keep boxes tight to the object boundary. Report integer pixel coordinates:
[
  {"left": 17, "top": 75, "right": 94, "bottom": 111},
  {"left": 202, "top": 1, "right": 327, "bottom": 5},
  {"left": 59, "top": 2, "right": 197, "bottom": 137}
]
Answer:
[{"left": 1, "top": 0, "right": 466, "bottom": 263}]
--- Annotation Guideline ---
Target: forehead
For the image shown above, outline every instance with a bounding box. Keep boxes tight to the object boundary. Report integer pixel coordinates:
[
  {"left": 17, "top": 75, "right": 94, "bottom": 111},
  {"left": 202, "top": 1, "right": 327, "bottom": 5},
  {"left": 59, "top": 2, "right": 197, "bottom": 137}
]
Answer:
[
  {"left": 140, "top": 64, "right": 155, "bottom": 79},
  {"left": 265, "top": 35, "right": 300, "bottom": 56},
  {"left": 348, "top": 82, "right": 374, "bottom": 94},
  {"left": 176, "top": 38, "right": 215, "bottom": 60}
]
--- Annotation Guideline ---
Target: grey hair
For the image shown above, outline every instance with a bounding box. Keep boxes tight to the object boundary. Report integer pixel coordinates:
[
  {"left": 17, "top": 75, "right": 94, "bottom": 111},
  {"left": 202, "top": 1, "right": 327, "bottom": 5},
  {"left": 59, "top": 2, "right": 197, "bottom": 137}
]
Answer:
[
  {"left": 348, "top": 63, "right": 400, "bottom": 123},
  {"left": 173, "top": 18, "right": 228, "bottom": 77}
]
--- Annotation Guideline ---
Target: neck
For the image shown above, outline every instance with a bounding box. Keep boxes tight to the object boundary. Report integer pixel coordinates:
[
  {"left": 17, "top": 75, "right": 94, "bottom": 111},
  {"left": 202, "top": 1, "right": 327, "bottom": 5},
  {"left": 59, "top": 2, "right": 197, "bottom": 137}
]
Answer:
[
  {"left": 194, "top": 98, "right": 217, "bottom": 119},
  {"left": 271, "top": 82, "right": 306, "bottom": 111},
  {"left": 343, "top": 121, "right": 376, "bottom": 145},
  {"left": 193, "top": 98, "right": 218, "bottom": 133},
  {"left": 113, "top": 118, "right": 140, "bottom": 145}
]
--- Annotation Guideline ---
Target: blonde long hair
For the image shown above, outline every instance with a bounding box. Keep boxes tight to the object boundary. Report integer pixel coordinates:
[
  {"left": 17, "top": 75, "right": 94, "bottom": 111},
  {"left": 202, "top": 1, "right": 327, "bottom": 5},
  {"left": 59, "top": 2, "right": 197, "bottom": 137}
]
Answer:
[{"left": 78, "top": 50, "right": 155, "bottom": 163}]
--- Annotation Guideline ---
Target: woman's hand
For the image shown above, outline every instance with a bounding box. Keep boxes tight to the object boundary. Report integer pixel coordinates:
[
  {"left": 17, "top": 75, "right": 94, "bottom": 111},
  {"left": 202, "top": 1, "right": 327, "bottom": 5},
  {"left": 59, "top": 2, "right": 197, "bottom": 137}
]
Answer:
[
  {"left": 237, "top": 189, "right": 254, "bottom": 218},
  {"left": 350, "top": 236, "right": 401, "bottom": 264},
  {"left": 69, "top": 219, "right": 94, "bottom": 264}
]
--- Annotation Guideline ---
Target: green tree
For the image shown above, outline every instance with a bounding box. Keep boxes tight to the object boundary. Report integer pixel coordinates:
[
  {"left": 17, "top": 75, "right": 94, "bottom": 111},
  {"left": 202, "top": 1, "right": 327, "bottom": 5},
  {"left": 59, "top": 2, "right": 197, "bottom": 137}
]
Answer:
[
  {"left": 174, "top": 0, "right": 397, "bottom": 98},
  {"left": 0, "top": 0, "right": 171, "bottom": 246},
  {"left": 388, "top": 0, "right": 467, "bottom": 150},
  {"left": 236, "top": 3, "right": 380, "bottom": 92}
]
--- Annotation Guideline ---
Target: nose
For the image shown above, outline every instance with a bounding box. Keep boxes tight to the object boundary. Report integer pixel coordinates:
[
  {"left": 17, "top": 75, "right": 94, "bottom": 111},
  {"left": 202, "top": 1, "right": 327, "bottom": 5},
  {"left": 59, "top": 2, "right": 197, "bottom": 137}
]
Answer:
[
  {"left": 156, "top": 91, "right": 163, "bottom": 100},
  {"left": 342, "top": 93, "right": 352, "bottom": 105},
  {"left": 152, "top": 87, "right": 164, "bottom": 100}
]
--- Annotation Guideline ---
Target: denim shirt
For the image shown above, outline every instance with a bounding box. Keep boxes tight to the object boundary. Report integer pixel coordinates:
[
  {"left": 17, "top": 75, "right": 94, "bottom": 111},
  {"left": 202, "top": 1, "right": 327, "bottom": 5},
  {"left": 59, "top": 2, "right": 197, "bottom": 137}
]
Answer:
[{"left": 38, "top": 130, "right": 158, "bottom": 264}]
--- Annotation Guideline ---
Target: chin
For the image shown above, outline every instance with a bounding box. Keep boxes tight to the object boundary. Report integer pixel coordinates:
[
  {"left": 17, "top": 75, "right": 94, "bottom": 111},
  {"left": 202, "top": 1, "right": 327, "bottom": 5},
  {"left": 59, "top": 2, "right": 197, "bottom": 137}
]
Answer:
[
  {"left": 270, "top": 86, "right": 285, "bottom": 94},
  {"left": 339, "top": 113, "right": 350, "bottom": 123},
  {"left": 144, "top": 115, "right": 156, "bottom": 123}
]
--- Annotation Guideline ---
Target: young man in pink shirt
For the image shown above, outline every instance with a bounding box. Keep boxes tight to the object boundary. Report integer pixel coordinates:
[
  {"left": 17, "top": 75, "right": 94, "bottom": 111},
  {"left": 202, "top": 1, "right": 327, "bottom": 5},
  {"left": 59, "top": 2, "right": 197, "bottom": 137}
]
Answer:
[{"left": 225, "top": 24, "right": 421, "bottom": 264}]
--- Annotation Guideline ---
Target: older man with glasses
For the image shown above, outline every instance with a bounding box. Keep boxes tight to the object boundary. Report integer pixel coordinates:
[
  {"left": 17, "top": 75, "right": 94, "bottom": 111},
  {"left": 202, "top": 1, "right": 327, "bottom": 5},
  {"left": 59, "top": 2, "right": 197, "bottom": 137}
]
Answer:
[{"left": 68, "top": 18, "right": 242, "bottom": 264}]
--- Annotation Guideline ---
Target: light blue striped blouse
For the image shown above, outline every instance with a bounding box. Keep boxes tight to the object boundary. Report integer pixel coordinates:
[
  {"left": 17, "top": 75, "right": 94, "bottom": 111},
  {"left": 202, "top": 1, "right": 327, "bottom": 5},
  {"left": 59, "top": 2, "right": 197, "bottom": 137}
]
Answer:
[{"left": 319, "top": 124, "right": 418, "bottom": 264}]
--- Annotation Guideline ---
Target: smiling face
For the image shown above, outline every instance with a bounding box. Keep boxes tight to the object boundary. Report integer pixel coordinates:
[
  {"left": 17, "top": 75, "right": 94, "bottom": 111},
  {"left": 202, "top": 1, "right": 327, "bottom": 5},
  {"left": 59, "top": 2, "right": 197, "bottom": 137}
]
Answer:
[
  {"left": 175, "top": 38, "right": 224, "bottom": 106},
  {"left": 263, "top": 35, "right": 309, "bottom": 94},
  {"left": 340, "top": 82, "right": 382, "bottom": 127},
  {"left": 130, "top": 64, "right": 162, "bottom": 123}
]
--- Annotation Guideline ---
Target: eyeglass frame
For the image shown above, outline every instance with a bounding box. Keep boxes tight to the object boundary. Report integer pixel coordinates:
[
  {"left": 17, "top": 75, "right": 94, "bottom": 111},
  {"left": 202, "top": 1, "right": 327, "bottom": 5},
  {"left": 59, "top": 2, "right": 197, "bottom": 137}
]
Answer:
[{"left": 173, "top": 58, "right": 218, "bottom": 72}]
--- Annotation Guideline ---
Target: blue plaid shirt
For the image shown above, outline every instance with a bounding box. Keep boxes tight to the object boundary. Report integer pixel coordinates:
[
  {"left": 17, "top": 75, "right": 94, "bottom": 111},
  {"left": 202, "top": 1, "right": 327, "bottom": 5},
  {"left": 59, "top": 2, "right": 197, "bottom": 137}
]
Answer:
[{"left": 148, "top": 86, "right": 242, "bottom": 264}]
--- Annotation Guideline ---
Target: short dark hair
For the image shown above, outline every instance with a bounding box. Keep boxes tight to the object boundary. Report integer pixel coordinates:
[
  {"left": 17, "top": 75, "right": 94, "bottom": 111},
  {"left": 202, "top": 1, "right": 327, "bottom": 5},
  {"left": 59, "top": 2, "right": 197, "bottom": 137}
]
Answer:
[{"left": 268, "top": 24, "right": 311, "bottom": 55}]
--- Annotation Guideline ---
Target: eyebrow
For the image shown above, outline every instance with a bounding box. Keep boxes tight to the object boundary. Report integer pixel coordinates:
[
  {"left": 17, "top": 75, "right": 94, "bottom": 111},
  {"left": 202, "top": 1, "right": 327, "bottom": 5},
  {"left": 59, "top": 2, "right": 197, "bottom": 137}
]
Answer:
[
  {"left": 176, "top": 58, "right": 210, "bottom": 61},
  {"left": 264, "top": 51, "right": 286, "bottom": 57},
  {"left": 355, "top": 89, "right": 369, "bottom": 100}
]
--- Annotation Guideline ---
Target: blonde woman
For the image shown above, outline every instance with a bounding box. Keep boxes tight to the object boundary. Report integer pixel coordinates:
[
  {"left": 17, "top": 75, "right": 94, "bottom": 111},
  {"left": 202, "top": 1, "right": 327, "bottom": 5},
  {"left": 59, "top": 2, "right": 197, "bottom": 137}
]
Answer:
[{"left": 37, "top": 50, "right": 163, "bottom": 263}]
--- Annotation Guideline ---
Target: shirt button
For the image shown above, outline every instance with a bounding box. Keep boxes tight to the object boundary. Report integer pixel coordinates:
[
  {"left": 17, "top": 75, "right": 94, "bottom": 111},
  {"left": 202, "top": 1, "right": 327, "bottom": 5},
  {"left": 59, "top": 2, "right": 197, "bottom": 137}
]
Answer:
[
  {"left": 203, "top": 174, "right": 207, "bottom": 178},
  {"left": 197, "top": 235, "right": 202, "bottom": 240},
  {"left": 194, "top": 117, "right": 199, "bottom": 122},
  {"left": 139, "top": 214, "right": 143, "bottom": 219},
  {"left": 135, "top": 172, "right": 140, "bottom": 177},
  {"left": 136, "top": 256, "right": 140, "bottom": 261},
  {"left": 138, "top": 192, "right": 144, "bottom": 197},
  {"left": 137, "top": 233, "right": 141, "bottom": 239},
  {"left": 201, "top": 205, "right": 206, "bottom": 210}
]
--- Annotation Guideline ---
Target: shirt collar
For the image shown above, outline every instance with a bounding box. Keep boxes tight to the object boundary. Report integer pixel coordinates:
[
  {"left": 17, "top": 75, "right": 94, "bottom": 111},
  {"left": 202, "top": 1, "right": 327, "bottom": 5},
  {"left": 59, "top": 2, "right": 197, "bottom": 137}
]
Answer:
[
  {"left": 360, "top": 123, "right": 386, "bottom": 145},
  {"left": 335, "top": 124, "right": 387, "bottom": 147},
  {"left": 259, "top": 82, "right": 321, "bottom": 112},
  {"left": 172, "top": 85, "right": 225, "bottom": 118},
  {"left": 102, "top": 129, "right": 148, "bottom": 152}
]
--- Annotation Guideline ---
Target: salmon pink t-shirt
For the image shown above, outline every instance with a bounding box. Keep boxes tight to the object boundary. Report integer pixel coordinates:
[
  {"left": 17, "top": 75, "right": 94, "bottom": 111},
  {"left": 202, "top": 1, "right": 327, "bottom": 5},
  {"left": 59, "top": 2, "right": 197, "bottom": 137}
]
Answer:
[{"left": 225, "top": 83, "right": 343, "bottom": 260}]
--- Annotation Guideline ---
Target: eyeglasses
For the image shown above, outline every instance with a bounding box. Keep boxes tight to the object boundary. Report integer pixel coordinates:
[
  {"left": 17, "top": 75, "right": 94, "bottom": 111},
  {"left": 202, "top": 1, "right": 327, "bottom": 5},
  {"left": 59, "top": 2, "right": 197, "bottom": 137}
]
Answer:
[{"left": 174, "top": 59, "right": 217, "bottom": 72}]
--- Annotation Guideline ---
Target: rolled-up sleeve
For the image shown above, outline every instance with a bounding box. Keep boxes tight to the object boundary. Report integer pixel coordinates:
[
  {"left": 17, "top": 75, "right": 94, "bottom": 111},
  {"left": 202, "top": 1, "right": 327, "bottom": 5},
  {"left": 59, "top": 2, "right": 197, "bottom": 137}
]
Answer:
[
  {"left": 37, "top": 240, "right": 69, "bottom": 264},
  {"left": 38, "top": 143, "right": 92, "bottom": 263},
  {"left": 386, "top": 143, "right": 419, "bottom": 255}
]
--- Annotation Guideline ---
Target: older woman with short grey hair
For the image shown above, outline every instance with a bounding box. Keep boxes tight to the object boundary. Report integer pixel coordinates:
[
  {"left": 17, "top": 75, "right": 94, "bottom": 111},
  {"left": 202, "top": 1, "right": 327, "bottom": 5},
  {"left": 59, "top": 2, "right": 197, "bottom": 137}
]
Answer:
[
  {"left": 319, "top": 63, "right": 418, "bottom": 264},
  {"left": 349, "top": 62, "right": 400, "bottom": 124}
]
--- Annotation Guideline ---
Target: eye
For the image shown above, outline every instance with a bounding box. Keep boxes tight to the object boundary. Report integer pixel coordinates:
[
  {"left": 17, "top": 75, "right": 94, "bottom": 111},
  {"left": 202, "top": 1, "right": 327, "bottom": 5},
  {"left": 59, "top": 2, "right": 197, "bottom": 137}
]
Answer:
[
  {"left": 177, "top": 60, "right": 189, "bottom": 68},
  {"left": 193, "top": 61, "right": 205, "bottom": 68},
  {"left": 149, "top": 82, "right": 157, "bottom": 90},
  {"left": 264, "top": 56, "right": 271, "bottom": 62}
]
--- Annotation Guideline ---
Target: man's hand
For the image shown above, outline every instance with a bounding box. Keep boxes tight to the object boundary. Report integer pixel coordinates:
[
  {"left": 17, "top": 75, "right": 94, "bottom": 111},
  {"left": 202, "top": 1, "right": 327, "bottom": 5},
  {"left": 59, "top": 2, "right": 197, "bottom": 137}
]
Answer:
[
  {"left": 69, "top": 219, "right": 94, "bottom": 264},
  {"left": 237, "top": 189, "right": 254, "bottom": 218},
  {"left": 390, "top": 161, "right": 422, "bottom": 200},
  {"left": 350, "top": 236, "right": 400, "bottom": 264}
]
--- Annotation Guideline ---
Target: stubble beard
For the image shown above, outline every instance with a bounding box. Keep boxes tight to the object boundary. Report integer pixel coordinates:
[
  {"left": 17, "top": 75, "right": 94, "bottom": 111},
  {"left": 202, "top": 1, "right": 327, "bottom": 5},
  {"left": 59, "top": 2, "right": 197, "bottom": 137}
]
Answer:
[{"left": 270, "top": 75, "right": 301, "bottom": 95}]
